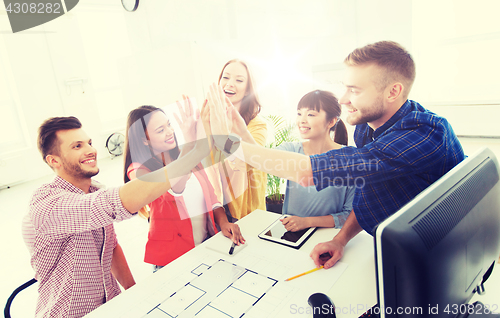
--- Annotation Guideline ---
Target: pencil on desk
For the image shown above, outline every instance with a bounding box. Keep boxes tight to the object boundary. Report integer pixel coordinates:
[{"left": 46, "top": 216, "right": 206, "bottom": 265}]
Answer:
[{"left": 285, "top": 266, "right": 324, "bottom": 281}]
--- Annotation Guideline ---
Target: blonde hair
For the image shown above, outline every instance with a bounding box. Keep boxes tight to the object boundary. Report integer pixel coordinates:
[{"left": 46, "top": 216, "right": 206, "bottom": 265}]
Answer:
[
  {"left": 137, "top": 205, "right": 150, "bottom": 219},
  {"left": 345, "top": 41, "right": 416, "bottom": 99}
]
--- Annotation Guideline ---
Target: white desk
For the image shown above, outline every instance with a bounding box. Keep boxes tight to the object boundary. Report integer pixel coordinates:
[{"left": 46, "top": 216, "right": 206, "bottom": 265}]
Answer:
[{"left": 84, "top": 210, "right": 375, "bottom": 318}]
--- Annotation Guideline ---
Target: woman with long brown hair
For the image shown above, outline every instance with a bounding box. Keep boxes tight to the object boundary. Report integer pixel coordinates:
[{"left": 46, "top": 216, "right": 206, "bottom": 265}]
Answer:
[
  {"left": 123, "top": 103, "right": 243, "bottom": 272},
  {"left": 209, "top": 59, "right": 268, "bottom": 221}
]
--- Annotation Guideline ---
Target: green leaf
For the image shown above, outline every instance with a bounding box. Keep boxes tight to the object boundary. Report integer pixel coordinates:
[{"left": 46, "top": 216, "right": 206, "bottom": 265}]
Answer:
[{"left": 264, "top": 115, "right": 299, "bottom": 201}]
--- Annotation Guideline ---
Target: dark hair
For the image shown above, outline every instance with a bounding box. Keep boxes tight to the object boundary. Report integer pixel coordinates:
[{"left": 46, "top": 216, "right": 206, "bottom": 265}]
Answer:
[
  {"left": 297, "top": 90, "right": 348, "bottom": 146},
  {"left": 38, "top": 116, "right": 82, "bottom": 165},
  {"left": 218, "top": 59, "right": 261, "bottom": 125},
  {"left": 123, "top": 106, "right": 180, "bottom": 183},
  {"left": 344, "top": 41, "right": 416, "bottom": 99}
]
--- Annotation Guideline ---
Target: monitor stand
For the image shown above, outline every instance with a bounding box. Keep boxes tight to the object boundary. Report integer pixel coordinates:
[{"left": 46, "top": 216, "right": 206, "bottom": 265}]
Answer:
[{"left": 463, "top": 275, "right": 500, "bottom": 318}]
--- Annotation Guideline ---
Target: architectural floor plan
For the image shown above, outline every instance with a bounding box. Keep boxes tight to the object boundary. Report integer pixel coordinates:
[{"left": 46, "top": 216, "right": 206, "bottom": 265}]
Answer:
[{"left": 145, "top": 259, "right": 278, "bottom": 317}]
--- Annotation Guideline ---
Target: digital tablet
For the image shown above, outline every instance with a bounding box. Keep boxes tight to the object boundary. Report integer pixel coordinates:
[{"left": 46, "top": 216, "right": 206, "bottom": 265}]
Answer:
[{"left": 258, "top": 214, "right": 317, "bottom": 249}]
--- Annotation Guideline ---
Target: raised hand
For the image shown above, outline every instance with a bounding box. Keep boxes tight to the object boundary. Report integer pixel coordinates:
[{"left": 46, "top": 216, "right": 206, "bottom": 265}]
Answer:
[
  {"left": 173, "top": 95, "right": 197, "bottom": 145},
  {"left": 225, "top": 96, "right": 248, "bottom": 137},
  {"left": 200, "top": 99, "right": 211, "bottom": 139},
  {"left": 207, "top": 83, "right": 232, "bottom": 137}
]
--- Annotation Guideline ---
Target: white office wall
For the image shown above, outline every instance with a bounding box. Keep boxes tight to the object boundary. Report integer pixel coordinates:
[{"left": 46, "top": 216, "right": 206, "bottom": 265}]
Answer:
[
  {"left": 1, "top": 0, "right": 499, "bottom": 187},
  {"left": 121, "top": 0, "right": 352, "bottom": 116},
  {"left": 411, "top": 0, "right": 500, "bottom": 139},
  {"left": 0, "top": 3, "right": 137, "bottom": 187},
  {"left": 0, "top": 16, "right": 67, "bottom": 186},
  {"left": 0, "top": 6, "right": 119, "bottom": 187},
  {"left": 121, "top": 0, "right": 412, "bottom": 148},
  {"left": 0, "top": 0, "right": 364, "bottom": 186}
]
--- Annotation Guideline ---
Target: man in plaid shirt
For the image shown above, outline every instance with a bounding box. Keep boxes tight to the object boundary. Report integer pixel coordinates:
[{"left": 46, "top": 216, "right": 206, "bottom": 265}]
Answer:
[{"left": 22, "top": 116, "right": 208, "bottom": 317}]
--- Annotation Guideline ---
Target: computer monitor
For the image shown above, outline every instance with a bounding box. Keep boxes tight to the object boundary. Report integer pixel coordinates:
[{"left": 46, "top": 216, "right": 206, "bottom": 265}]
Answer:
[{"left": 374, "top": 147, "right": 500, "bottom": 318}]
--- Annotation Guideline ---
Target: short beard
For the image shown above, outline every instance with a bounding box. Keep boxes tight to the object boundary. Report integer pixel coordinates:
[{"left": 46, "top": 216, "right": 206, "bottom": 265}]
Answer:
[
  {"left": 62, "top": 160, "right": 99, "bottom": 179},
  {"left": 347, "top": 96, "right": 384, "bottom": 126}
]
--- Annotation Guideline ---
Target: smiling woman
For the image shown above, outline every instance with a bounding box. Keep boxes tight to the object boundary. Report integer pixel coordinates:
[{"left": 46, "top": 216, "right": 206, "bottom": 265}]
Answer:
[
  {"left": 206, "top": 59, "right": 268, "bottom": 221},
  {"left": 275, "top": 90, "right": 353, "bottom": 232},
  {"left": 123, "top": 104, "right": 244, "bottom": 271},
  {"left": 218, "top": 59, "right": 262, "bottom": 126}
]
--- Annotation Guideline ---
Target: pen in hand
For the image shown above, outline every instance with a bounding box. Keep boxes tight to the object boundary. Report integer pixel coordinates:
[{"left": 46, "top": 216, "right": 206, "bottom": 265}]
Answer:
[{"left": 229, "top": 242, "right": 236, "bottom": 255}]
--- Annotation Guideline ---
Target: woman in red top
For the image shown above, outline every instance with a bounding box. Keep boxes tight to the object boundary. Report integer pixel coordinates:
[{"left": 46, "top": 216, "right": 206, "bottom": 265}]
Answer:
[{"left": 123, "top": 102, "right": 244, "bottom": 271}]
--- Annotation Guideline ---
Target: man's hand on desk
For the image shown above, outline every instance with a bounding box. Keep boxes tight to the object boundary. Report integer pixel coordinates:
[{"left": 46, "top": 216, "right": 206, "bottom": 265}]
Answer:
[
  {"left": 310, "top": 210, "right": 361, "bottom": 269},
  {"left": 310, "top": 239, "right": 345, "bottom": 269}
]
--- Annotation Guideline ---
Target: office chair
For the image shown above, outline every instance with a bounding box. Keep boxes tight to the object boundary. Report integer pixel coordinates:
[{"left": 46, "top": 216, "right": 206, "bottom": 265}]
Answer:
[{"left": 4, "top": 278, "right": 37, "bottom": 318}]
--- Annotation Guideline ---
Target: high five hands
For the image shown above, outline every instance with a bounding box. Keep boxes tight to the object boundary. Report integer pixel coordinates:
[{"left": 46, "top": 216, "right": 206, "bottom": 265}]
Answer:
[
  {"left": 205, "top": 83, "right": 250, "bottom": 150},
  {"left": 206, "top": 83, "right": 233, "bottom": 137},
  {"left": 174, "top": 84, "right": 243, "bottom": 158},
  {"left": 174, "top": 95, "right": 212, "bottom": 157},
  {"left": 174, "top": 95, "right": 198, "bottom": 149}
]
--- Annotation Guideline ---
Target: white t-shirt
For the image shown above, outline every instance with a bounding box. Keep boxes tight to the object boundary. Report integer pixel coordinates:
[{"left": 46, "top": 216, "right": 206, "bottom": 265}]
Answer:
[{"left": 170, "top": 174, "right": 209, "bottom": 245}]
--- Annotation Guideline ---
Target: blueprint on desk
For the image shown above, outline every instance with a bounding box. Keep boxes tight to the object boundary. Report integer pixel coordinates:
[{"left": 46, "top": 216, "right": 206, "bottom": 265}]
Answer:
[
  {"left": 101, "top": 236, "right": 348, "bottom": 318},
  {"left": 144, "top": 259, "right": 278, "bottom": 317}
]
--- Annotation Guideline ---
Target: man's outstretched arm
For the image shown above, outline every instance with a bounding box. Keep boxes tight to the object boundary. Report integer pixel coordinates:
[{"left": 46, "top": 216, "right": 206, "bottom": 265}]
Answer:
[{"left": 242, "top": 141, "right": 314, "bottom": 186}]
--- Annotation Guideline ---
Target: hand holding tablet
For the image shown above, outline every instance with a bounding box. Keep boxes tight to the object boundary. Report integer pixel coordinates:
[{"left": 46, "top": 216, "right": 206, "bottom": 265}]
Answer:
[{"left": 258, "top": 215, "right": 317, "bottom": 249}]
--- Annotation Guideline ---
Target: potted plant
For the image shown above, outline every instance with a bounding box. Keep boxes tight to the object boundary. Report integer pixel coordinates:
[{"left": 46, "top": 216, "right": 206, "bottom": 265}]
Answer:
[{"left": 265, "top": 114, "right": 298, "bottom": 213}]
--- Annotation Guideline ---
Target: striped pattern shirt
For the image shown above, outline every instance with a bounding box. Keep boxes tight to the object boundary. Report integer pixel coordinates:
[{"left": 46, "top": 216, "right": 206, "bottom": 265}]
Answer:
[
  {"left": 310, "top": 100, "right": 465, "bottom": 234},
  {"left": 22, "top": 176, "right": 133, "bottom": 318}
]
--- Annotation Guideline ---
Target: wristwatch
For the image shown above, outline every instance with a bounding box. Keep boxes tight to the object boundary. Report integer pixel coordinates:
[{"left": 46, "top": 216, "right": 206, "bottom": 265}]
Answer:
[{"left": 215, "top": 133, "right": 241, "bottom": 155}]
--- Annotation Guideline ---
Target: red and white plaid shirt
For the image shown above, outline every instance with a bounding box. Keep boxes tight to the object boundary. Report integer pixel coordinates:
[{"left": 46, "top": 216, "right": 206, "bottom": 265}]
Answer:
[{"left": 22, "top": 176, "right": 134, "bottom": 318}]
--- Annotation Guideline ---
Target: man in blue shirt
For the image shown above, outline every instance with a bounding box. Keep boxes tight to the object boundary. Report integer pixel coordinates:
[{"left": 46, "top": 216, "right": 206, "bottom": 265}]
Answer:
[{"left": 206, "top": 41, "right": 465, "bottom": 270}]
